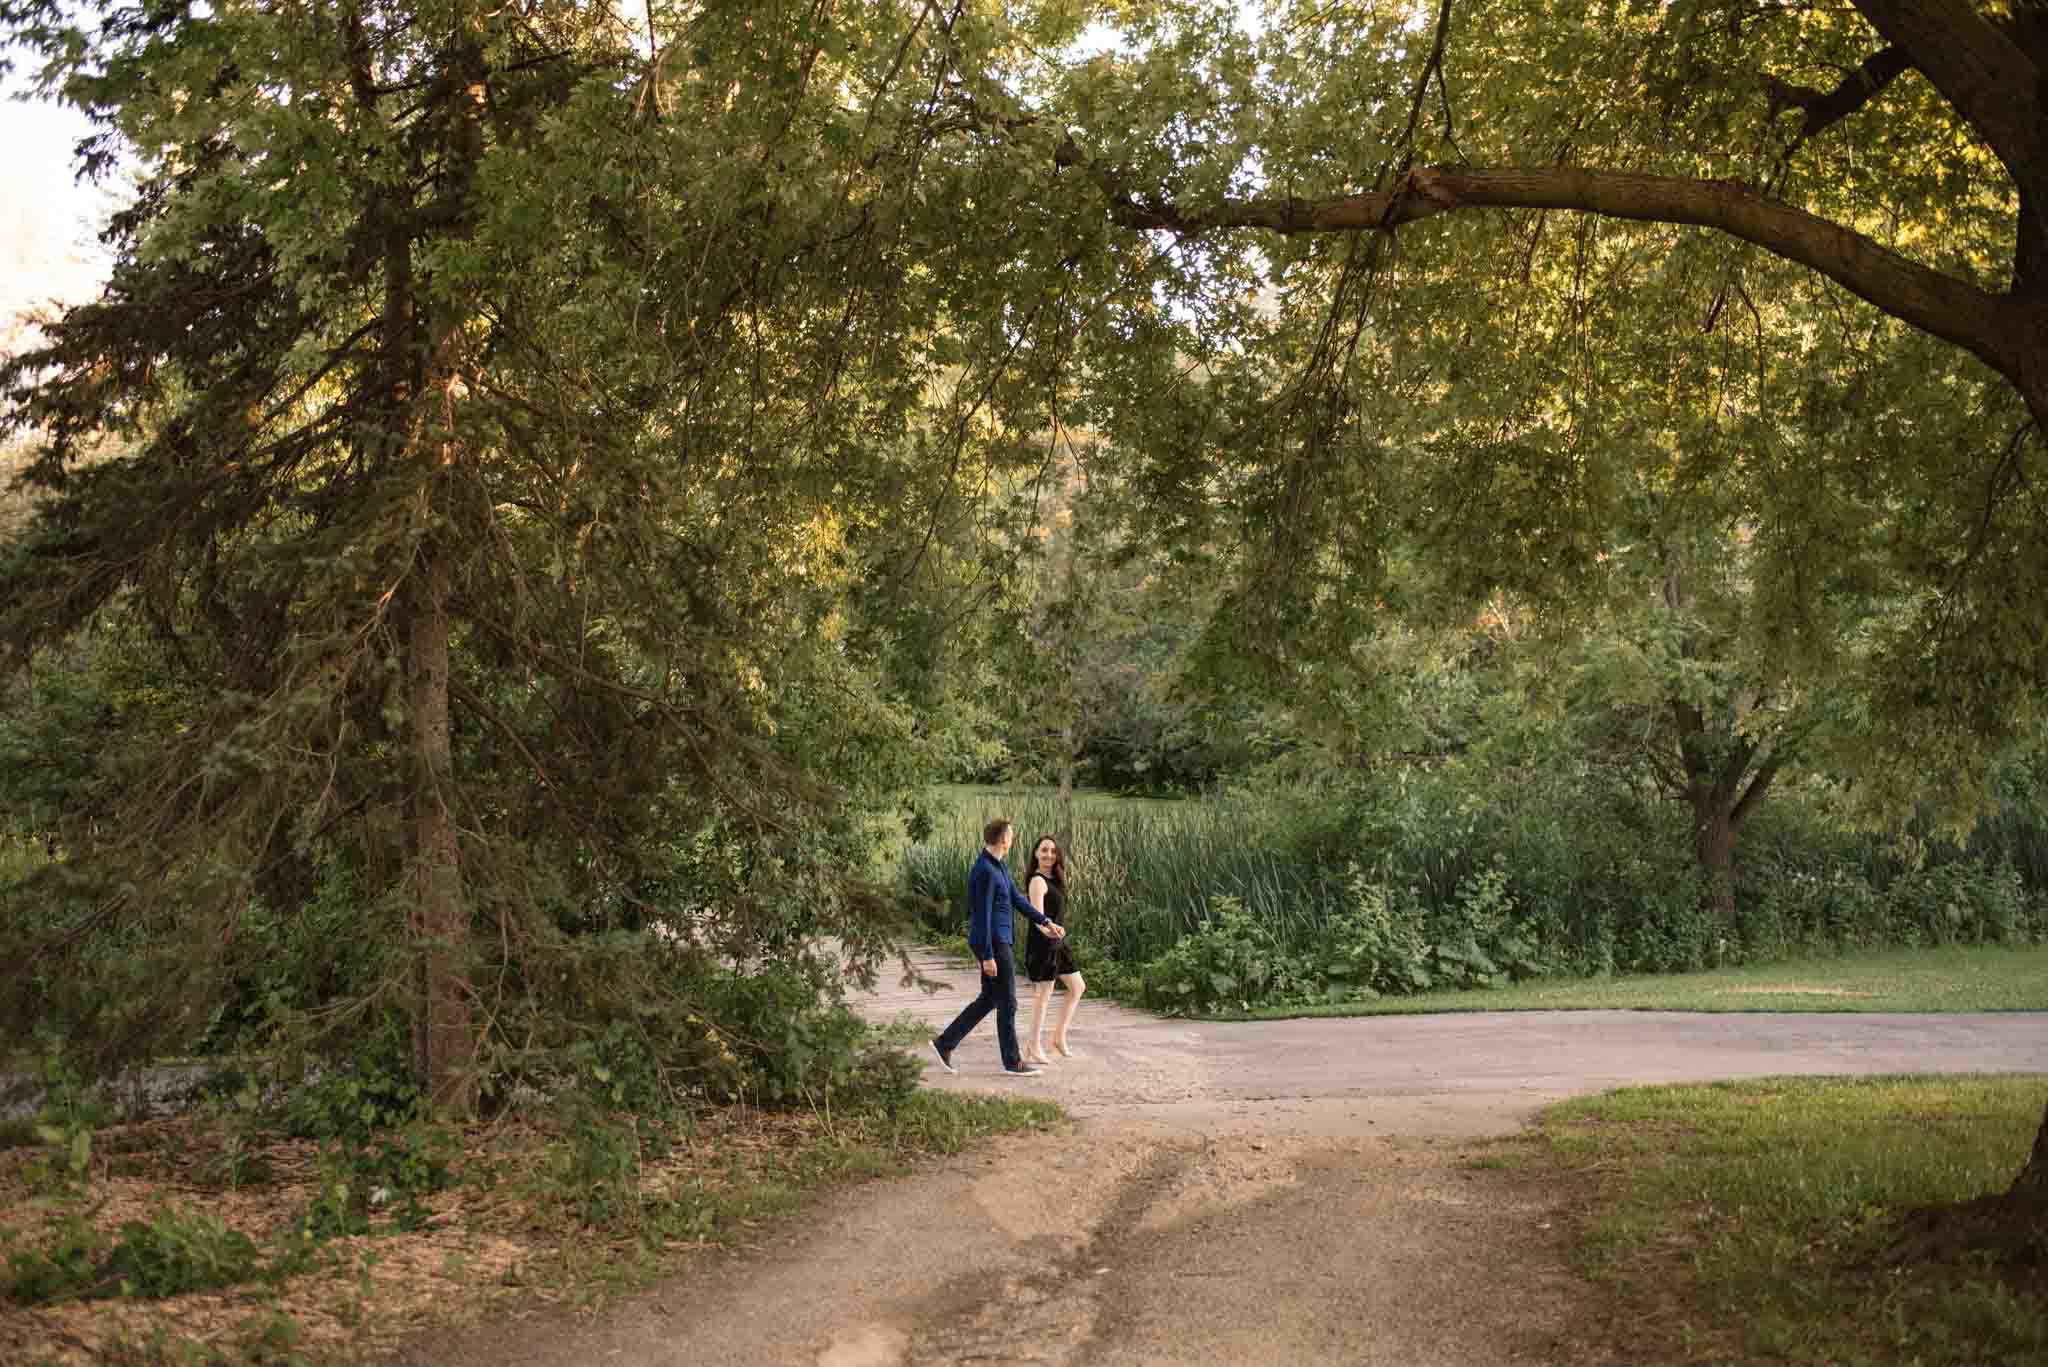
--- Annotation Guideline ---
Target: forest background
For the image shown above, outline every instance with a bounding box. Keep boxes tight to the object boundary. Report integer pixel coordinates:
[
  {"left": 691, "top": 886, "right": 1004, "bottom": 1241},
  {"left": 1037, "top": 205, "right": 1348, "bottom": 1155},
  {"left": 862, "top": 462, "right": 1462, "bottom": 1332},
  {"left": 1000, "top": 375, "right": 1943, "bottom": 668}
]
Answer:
[{"left": 2, "top": 0, "right": 2047, "bottom": 1333}]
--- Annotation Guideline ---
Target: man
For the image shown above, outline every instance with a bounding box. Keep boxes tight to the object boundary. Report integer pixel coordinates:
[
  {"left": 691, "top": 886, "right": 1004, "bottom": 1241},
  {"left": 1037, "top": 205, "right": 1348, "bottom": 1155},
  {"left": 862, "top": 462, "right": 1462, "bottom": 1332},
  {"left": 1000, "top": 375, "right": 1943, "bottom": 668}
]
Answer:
[{"left": 931, "top": 818, "right": 1066, "bottom": 1076}]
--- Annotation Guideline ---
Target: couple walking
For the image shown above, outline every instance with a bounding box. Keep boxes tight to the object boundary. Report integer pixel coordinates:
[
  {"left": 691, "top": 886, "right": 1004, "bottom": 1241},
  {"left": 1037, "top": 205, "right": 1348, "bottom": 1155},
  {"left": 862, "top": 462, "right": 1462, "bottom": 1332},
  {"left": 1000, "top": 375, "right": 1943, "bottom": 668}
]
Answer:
[{"left": 930, "top": 818, "right": 1088, "bottom": 1076}]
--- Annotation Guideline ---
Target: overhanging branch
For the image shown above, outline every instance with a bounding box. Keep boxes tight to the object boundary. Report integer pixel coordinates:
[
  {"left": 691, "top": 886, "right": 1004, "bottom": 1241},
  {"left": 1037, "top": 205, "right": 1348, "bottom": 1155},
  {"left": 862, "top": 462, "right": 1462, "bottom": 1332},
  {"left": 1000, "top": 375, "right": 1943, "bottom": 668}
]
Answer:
[
  {"left": 1765, "top": 45, "right": 1913, "bottom": 154},
  {"left": 1109, "top": 165, "right": 2017, "bottom": 383}
]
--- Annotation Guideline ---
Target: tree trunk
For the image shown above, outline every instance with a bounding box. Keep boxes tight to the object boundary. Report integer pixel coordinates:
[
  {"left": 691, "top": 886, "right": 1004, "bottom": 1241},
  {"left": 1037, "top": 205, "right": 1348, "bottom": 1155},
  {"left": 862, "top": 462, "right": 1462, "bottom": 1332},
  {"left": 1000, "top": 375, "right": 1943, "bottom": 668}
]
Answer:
[
  {"left": 402, "top": 274, "right": 477, "bottom": 1116},
  {"left": 401, "top": 544, "right": 474, "bottom": 1116},
  {"left": 1691, "top": 794, "right": 1738, "bottom": 925},
  {"left": 379, "top": 2, "right": 484, "bottom": 1120},
  {"left": 2012, "top": 1100, "right": 2048, "bottom": 1203}
]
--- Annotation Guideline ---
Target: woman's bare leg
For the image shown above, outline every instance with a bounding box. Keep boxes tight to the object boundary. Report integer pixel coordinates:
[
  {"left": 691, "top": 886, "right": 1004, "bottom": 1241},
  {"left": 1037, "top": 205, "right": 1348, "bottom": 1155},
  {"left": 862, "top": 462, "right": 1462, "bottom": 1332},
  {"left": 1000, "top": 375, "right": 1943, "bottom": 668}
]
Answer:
[
  {"left": 1025, "top": 980, "right": 1054, "bottom": 1063},
  {"left": 1052, "top": 972, "right": 1085, "bottom": 1055}
]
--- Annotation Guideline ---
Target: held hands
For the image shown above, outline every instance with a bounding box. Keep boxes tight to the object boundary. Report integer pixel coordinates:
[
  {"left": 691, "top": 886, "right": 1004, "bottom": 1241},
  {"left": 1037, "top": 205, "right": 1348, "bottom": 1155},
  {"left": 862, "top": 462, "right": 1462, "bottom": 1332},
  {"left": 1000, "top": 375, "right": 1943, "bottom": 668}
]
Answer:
[{"left": 981, "top": 918, "right": 1063, "bottom": 979}]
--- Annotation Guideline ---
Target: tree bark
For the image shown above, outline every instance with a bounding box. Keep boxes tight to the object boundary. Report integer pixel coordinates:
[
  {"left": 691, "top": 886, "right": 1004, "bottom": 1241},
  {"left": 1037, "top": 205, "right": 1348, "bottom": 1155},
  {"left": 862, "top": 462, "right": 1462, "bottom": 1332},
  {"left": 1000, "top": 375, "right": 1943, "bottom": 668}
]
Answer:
[
  {"left": 1662, "top": 570, "right": 1783, "bottom": 928},
  {"left": 1690, "top": 793, "right": 1738, "bottom": 925},
  {"left": 402, "top": 20, "right": 488, "bottom": 1117},
  {"left": 354, "top": 0, "right": 484, "bottom": 1116},
  {"left": 402, "top": 542, "right": 474, "bottom": 1116},
  {"left": 1674, "top": 730, "right": 1784, "bottom": 928},
  {"left": 2012, "top": 1103, "right": 2048, "bottom": 1202}
]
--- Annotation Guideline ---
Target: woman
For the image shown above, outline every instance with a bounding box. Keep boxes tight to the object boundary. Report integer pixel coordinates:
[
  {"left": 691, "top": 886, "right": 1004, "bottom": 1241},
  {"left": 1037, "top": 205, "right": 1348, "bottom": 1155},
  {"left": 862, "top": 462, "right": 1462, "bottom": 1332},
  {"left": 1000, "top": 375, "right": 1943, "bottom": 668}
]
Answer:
[{"left": 1021, "top": 833, "right": 1085, "bottom": 1064}]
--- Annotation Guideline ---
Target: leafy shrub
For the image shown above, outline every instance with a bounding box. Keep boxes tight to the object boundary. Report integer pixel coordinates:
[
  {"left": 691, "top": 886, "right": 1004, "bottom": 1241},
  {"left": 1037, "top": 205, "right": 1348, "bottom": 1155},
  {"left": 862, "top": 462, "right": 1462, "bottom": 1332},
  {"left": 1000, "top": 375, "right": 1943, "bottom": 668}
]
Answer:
[
  {"left": 7, "top": 1051, "right": 109, "bottom": 1196},
  {"left": 4, "top": 1212, "right": 107, "bottom": 1304},
  {"left": 100, "top": 1207, "right": 262, "bottom": 1299},
  {"left": 272, "top": 1022, "right": 425, "bottom": 1144},
  {"left": 1324, "top": 874, "right": 1434, "bottom": 997},
  {"left": 488, "top": 933, "right": 880, "bottom": 1117},
  {"left": 693, "top": 968, "right": 867, "bottom": 1106},
  {"left": 5, "top": 1205, "right": 266, "bottom": 1305},
  {"left": 852, "top": 1040, "right": 924, "bottom": 1118},
  {"left": 293, "top": 1150, "right": 373, "bottom": 1242},
  {"left": 1615, "top": 874, "right": 1723, "bottom": 973},
  {"left": 1139, "top": 895, "right": 1313, "bottom": 1013},
  {"left": 199, "top": 1129, "right": 276, "bottom": 1191},
  {"left": 909, "top": 750, "right": 2048, "bottom": 1013},
  {"left": 30, "top": 1117, "right": 95, "bottom": 1194},
  {"left": 1883, "top": 858, "right": 2032, "bottom": 946},
  {"left": 290, "top": 1122, "right": 456, "bottom": 1241},
  {"left": 557, "top": 1094, "right": 645, "bottom": 1229},
  {"left": 359, "top": 1125, "right": 458, "bottom": 1229},
  {"left": 1739, "top": 865, "right": 1881, "bottom": 956},
  {"left": 1425, "top": 860, "right": 1548, "bottom": 987}
]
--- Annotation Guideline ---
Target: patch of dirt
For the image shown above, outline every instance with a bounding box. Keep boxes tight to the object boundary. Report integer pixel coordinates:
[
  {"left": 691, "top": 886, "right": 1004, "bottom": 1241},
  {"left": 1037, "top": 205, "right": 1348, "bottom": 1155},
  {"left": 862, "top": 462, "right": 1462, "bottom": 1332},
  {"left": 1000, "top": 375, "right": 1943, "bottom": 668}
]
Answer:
[{"left": 386, "top": 1106, "right": 1615, "bottom": 1367}]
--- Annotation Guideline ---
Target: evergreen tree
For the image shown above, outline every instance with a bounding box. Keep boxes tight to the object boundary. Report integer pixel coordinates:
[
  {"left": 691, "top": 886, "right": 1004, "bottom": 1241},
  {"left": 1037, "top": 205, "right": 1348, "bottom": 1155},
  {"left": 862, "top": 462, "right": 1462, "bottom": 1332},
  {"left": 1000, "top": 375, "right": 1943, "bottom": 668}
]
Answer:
[{"left": 0, "top": 0, "right": 1103, "bottom": 1110}]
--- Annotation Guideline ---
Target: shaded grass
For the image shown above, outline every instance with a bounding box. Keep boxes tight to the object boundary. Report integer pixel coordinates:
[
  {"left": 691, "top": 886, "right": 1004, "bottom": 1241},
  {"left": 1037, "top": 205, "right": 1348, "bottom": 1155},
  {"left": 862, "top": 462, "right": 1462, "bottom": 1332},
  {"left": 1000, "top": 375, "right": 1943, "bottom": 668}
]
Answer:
[
  {"left": 1534, "top": 1074, "right": 2048, "bottom": 1366},
  {"left": 1216, "top": 943, "right": 2048, "bottom": 1018}
]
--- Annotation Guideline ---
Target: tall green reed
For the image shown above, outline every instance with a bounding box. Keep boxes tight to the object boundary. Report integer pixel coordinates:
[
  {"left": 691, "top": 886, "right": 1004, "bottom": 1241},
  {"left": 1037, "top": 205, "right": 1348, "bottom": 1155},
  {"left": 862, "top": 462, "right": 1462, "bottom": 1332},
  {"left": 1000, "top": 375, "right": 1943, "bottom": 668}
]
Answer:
[{"left": 902, "top": 790, "right": 1350, "bottom": 968}]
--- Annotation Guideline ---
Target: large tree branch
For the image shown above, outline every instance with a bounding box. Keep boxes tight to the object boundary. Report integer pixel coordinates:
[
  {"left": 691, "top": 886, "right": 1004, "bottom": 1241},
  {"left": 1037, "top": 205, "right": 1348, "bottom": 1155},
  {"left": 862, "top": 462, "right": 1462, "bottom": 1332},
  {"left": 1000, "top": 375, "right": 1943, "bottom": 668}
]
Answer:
[
  {"left": 1730, "top": 750, "right": 1786, "bottom": 828},
  {"left": 1112, "top": 165, "right": 2019, "bottom": 385},
  {"left": 1848, "top": 0, "right": 2041, "bottom": 187},
  {"left": 1765, "top": 45, "right": 1914, "bottom": 153}
]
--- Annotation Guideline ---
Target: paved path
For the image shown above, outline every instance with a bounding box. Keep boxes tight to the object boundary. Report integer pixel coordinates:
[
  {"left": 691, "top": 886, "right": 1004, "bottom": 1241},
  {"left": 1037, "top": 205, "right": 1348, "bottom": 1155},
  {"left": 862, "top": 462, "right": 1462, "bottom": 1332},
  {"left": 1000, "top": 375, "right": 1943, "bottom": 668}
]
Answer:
[{"left": 867, "top": 942, "right": 2048, "bottom": 1136}]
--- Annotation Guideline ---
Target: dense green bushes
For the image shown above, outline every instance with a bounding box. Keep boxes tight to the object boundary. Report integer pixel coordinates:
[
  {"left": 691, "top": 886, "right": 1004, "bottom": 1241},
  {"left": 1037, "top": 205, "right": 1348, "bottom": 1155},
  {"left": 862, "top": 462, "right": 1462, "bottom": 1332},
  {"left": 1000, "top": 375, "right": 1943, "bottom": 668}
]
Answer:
[{"left": 905, "top": 766, "right": 2048, "bottom": 1014}]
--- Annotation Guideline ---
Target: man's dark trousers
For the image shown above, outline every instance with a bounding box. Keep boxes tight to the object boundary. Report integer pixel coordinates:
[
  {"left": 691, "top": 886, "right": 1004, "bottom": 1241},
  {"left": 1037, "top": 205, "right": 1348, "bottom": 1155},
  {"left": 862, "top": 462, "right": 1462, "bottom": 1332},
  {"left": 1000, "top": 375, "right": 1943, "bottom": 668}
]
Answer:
[{"left": 935, "top": 942, "right": 1021, "bottom": 1070}]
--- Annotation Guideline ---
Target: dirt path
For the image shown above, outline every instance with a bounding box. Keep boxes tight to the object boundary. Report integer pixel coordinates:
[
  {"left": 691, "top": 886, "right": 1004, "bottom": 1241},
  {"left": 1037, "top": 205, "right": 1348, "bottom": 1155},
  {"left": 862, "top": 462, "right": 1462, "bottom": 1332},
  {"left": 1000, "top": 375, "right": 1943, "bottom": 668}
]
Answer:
[{"left": 401, "top": 948, "right": 2048, "bottom": 1366}]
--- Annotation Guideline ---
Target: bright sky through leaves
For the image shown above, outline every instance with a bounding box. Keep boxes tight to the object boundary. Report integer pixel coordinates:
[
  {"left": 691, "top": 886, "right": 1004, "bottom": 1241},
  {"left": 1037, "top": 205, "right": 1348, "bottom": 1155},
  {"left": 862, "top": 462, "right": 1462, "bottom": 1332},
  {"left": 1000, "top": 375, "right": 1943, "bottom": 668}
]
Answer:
[{"left": 0, "top": 56, "right": 109, "bottom": 329}]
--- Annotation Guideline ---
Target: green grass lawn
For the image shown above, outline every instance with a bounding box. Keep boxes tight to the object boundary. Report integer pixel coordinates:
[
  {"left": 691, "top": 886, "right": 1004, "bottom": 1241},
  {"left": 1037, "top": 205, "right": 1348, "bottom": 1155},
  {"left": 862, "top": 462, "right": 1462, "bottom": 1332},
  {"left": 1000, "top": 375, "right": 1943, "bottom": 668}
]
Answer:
[
  {"left": 1220, "top": 942, "right": 2048, "bottom": 1018},
  {"left": 1527, "top": 1074, "right": 2048, "bottom": 1365}
]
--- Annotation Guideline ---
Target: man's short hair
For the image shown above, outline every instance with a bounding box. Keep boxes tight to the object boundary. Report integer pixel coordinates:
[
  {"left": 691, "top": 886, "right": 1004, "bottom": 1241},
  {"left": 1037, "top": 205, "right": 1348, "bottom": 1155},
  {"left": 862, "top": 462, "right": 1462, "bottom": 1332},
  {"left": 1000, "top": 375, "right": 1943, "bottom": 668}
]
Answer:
[{"left": 982, "top": 817, "right": 1013, "bottom": 847}]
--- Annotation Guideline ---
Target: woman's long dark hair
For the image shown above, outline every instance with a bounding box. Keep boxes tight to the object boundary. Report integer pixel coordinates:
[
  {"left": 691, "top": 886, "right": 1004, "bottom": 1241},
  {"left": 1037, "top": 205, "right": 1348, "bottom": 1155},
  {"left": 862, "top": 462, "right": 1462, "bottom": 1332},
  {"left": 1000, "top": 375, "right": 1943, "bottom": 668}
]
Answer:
[{"left": 1024, "top": 833, "right": 1066, "bottom": 891}]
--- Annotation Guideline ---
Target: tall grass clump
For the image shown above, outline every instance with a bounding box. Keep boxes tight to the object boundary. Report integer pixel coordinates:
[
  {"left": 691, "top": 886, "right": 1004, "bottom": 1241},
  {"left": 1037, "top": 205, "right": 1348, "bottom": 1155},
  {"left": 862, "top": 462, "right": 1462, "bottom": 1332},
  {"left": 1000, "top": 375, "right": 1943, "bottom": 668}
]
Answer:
[{"left": 904, "top": 788, "right": 1352, "bottom": 977}]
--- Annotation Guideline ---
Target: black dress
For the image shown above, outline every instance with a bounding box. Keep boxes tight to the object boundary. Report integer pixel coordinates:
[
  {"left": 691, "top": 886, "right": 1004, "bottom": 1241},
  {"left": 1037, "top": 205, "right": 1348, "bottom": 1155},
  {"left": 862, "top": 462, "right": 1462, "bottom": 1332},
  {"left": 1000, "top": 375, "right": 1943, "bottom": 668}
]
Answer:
[{"left": 1024, "top": 875, "right": 1079, "bottom": 982}]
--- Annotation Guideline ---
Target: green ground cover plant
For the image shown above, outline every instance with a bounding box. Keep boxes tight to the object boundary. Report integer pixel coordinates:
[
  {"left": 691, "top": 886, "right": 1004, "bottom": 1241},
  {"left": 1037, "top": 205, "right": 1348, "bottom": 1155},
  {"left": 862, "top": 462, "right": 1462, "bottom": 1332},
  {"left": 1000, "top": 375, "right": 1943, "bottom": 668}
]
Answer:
[{"left": 1532, "top": 1075, "right": 2048, "bottom": 1366}]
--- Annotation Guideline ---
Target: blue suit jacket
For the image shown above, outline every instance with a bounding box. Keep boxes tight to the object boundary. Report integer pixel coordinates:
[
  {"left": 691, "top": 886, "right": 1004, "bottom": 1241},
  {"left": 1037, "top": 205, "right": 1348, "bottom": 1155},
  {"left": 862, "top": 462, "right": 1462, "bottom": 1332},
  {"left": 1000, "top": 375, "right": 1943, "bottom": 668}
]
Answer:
[{"left": 966, "top": 849, "right": 1051, "bottom": 958}]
